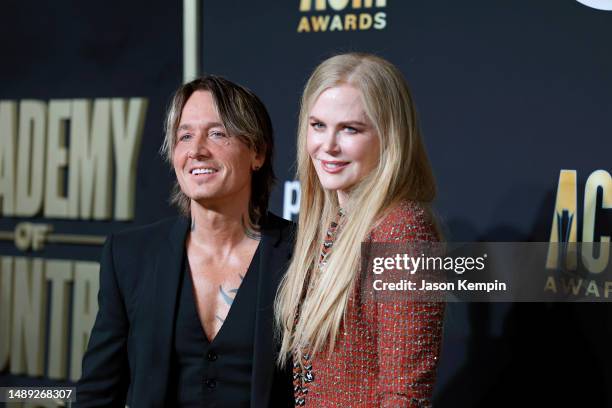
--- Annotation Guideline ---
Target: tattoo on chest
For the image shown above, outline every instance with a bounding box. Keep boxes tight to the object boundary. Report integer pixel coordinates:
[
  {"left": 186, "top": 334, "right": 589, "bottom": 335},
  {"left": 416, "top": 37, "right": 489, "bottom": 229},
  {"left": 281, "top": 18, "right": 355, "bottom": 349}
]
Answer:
[{"left": 215, "top": 273, "right": 245, "bottom": 323}]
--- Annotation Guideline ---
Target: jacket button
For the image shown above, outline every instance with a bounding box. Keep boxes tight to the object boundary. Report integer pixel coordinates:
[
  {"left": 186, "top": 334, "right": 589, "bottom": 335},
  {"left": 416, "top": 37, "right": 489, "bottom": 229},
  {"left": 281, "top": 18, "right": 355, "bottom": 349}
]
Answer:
[
  {"left": 205, "top": 378, "right": 217, "bottom": 389},
  {"left": 207, "top": 351, "right": 217, "bottom": 361}
]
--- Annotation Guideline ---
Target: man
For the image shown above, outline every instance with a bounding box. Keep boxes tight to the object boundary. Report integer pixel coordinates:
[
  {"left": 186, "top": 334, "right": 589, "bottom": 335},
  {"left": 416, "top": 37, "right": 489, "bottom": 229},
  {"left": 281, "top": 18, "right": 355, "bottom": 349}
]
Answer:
[{"left": 76, "top": 76, "right": 293, "bottom": 407}]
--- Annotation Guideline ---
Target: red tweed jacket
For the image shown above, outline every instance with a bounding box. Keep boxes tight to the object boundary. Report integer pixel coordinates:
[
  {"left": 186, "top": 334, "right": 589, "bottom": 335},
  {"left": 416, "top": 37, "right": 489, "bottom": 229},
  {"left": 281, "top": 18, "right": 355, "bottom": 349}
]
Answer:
[{"left": 293, "top": 201, "right": 445, "bottom": 408}]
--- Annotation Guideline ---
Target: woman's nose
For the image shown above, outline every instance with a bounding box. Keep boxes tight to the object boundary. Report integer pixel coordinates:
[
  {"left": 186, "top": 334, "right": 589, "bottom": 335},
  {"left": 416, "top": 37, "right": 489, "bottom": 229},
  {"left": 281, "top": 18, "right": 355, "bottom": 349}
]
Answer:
[{"left": 321, "top": 131, "right": 340, "bottom": 154}]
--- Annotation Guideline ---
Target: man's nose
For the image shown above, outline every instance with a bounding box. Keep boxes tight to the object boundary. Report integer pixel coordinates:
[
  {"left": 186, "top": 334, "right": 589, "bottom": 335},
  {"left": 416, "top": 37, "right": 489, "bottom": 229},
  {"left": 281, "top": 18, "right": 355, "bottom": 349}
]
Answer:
[{"left": 187, "top": 135, "right": 212, "bottom": 159}]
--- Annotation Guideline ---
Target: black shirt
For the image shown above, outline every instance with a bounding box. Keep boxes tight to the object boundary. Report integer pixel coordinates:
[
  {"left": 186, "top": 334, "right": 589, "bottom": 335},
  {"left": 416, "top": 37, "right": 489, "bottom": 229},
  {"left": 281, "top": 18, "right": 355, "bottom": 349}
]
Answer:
[{"left": 168, "top": 246, "right": 260, "bottom": 407}]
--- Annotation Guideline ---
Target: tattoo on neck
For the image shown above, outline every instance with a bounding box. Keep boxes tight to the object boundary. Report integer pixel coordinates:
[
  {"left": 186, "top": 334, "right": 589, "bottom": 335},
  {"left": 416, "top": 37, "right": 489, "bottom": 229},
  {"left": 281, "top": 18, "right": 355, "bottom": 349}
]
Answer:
[{"left": 241, "top": 216, "right": 261, "bottom": 241}]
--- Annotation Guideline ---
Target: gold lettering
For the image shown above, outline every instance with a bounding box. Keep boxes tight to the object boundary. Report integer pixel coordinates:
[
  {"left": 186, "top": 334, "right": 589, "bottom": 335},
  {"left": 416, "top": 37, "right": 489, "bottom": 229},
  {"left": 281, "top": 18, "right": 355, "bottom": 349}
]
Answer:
[
  {"left": 585, "top": 280, "right": 600, "bottom": 297},
  {"left": 330, "top": 14, "right": 344, "bottom": 31},
  {"left": 561, "top": 277, "right": 582, "bottom": 296},
  {"left": 301, "top": 0, "right": 384, "bottom": 12},
  {"left": 46, "top": 261, "right": 73, "bottom": 379},
  {"left": 329, "top": 0, "right": 349, "bottom": 11},
  {"left": 543, "top": 276, "right": 557, "bottom": 293},
  {"left": 44, "top": 100, "right": 71, "bottom": 218},
  {"left": 300, "top": 0, "right": 327, "bottom": 11},
  {"left": 68, "top": 99, "right": 112, "bottom": 220},
  {"left": 373, "top": 11, "right": 386, "bottom": 29},
  {"left": 546, "top": 170, "right": 578, "bottom": 269},
  {"left": 70, "top": 262, "right": 99, "bottom": 381},
  {"left": 0, "top": 257, "right": 12, "bottom": 371},
  {"left": 0, "top": 101, "right": 17, "bottom": 216},
  {"left": 297, "top": 15, "right": 311, "bottom": 32},
  {"left": 582, "top": 169, "right": 611, "bottom": 273},
  {"left": 363, "top": 0, "right": 386, "bottom": 7},
  {"left": 359, "top": 13, "right": 373, "bottom": 29},
  {"left": 10, "top": 258, "right": 47, "bottom": 376},
  {"left": 344, "top": 13, "right": 357, "bottom": 30},
  {"left": 16, "top": 100, "right": 47, "bottom": 217},
  {"left": 310, "top": 15, "right": 331, "bottom": 32},
  {"left": 111, "top": 98, "right": 147, "bottom": 220}
]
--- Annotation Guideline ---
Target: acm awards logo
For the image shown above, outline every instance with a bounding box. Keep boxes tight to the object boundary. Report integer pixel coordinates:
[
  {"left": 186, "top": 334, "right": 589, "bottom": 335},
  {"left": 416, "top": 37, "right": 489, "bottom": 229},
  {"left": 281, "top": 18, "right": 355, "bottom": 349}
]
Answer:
[
  {"left": 297, "top": 0, "right": 387, "bottom": 33},
  {"left": 0, "top": 98, "right": 147, "bottom": 381},
  {"left": 544, "top": 169, "right": 612, "bottom": 298}
]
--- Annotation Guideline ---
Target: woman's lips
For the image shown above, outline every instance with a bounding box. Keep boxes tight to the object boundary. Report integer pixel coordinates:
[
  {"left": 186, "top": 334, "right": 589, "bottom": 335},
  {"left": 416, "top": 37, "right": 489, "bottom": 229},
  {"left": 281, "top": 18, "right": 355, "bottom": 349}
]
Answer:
[{"left": 321, "top": 160, "right": 349, "bottom": 174}]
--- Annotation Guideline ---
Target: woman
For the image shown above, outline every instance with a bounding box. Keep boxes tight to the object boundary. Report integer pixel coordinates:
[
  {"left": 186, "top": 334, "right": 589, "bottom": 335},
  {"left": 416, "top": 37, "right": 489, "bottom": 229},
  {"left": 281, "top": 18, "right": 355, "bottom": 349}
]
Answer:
[{"left": 275, "top": 53, "right": 444, "bottom": 407}]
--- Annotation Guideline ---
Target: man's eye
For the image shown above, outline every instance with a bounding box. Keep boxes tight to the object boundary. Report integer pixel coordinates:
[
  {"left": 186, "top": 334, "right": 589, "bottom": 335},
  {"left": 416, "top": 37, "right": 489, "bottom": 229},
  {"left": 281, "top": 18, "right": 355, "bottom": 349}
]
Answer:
[
  {"left": 178, "top": 133, "right": 192, "bottom": 141},
  {"left": 209, "top": 131, "right": 227, "bottom": 138}
]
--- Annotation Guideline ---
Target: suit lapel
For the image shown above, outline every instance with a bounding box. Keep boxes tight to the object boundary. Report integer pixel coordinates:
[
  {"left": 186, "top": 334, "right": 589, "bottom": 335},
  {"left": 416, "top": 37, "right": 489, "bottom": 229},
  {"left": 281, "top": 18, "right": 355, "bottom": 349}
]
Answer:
[
  {"left": 250, "top": 217, "right": 292, "bottom": 407},
  {"left": 143, "top": 216, "right": 189, "bottom": 406}
]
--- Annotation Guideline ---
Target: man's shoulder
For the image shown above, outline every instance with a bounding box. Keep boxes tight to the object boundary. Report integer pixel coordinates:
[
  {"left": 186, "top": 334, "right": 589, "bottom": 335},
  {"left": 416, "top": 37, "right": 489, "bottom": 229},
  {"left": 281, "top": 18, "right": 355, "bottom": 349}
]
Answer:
[
  {"left": 261, "top": 212, "right": 294, "bottom": 229},
  {"left": 110, "top": 216, "right": 188, "bottom": 250},
  {"left": 114, "top": 215, "right": 185, "bottom": 236},
  {"left": 260, "top": 212, "right": 296, "bottom": 243}
]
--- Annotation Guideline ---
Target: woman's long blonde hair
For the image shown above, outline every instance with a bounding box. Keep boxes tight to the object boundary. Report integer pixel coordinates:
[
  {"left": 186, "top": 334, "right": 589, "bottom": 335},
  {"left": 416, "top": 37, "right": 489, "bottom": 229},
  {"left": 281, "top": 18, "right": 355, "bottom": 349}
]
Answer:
[{"left": 275, "top": 53, "right": 437, "bottom": 366}]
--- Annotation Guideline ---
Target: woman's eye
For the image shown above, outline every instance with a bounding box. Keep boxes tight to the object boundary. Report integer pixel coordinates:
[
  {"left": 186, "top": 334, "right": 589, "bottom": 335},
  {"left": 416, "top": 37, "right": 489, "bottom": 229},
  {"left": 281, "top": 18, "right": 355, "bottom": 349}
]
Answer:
[
  {"left": 310, "top": 122, "right": 325, "bottom": 130},
  {"left": 343, "top": 126, "right": 358, "bottom": 134}
]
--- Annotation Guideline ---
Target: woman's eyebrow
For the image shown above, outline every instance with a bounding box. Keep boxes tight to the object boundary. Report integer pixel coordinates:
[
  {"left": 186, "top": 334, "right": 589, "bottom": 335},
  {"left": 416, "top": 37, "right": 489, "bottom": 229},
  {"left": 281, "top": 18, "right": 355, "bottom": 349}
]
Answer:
[
  {"left": 338, "top": 120, "right": 367, "bottom": 127},
  {"left": 308, "top": 116, "right": 366, "bottom": 125}
]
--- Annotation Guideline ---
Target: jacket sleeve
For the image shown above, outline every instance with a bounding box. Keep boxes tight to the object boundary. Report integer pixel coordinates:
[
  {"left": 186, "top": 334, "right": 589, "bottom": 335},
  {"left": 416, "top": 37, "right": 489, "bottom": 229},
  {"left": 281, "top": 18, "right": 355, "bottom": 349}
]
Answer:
[
  {"left": 75, "top": 234, "right": 130, "bottom": 407},
  {"left": 376, "top": 298, "right": 444, "bottom": 407},
  {"left": 372, "top": 207, "right": 445, "bottom": 407}
]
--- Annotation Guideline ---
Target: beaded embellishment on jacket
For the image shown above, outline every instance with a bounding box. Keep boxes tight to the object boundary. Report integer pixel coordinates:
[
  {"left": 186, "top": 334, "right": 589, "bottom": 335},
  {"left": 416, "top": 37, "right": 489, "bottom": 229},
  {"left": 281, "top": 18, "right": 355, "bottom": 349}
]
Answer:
[
  {"left": 293, "top": 208, "right": 344, "bottom": 406},
  {"left": 291, "top": 201, "right": 444, "bottom": 408}
]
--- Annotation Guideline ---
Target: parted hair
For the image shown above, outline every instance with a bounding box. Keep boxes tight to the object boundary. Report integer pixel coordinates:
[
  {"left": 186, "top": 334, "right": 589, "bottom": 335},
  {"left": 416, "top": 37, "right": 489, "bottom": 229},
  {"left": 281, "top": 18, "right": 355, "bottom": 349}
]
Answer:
[
  {"left": 161, "top": 75, "right": 275, "bottom": 226},
  {"left": 275, "top": 53, "right": 437, "bottom": 366}
]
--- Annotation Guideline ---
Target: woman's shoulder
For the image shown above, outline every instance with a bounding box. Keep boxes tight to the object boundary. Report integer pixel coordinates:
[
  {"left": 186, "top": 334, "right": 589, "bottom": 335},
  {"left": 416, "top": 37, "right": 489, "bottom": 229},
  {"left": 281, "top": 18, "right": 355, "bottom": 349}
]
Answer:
[{"left": 368, "top": 200, "right": 438, "bottom": 243}]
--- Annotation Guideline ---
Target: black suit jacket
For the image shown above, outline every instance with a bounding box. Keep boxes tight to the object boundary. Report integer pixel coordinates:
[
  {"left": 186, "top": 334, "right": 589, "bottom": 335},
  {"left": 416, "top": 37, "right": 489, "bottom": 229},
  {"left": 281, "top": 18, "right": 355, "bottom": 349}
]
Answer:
[{"left": 76, "top": 213, "right": 294, "bottom": 408}]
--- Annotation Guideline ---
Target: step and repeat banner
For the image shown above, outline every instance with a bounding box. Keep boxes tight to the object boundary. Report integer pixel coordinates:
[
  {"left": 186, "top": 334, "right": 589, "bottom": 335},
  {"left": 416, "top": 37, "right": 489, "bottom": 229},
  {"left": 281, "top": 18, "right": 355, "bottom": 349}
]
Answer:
[
  {"left": 1, "top": 0, "right": 611, "bottom": 407},
  {"left": 0, "top": 1, "right": 181, "bottom": 406}
]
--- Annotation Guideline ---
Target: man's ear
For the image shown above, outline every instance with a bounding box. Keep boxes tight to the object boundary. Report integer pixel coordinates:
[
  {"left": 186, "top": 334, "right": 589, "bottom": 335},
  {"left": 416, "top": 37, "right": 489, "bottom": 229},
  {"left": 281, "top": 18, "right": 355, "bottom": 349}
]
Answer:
[{"left": 252, "top": 150, "right": 265, "bottom": 171}]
